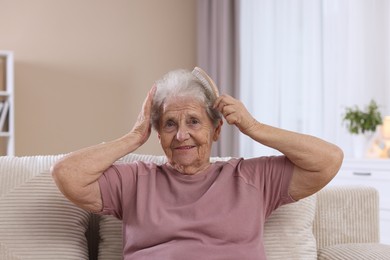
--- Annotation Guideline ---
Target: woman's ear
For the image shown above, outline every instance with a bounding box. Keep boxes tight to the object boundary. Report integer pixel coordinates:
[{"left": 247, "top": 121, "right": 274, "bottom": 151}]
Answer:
[{"left": 213, "top": 119, "right": 223, "bottom": 141}]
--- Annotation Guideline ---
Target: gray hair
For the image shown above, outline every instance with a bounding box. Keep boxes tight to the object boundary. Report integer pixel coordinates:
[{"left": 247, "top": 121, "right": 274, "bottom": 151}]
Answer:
[{"left": 151, "top": 69, "right": 221, "bottom": 131}]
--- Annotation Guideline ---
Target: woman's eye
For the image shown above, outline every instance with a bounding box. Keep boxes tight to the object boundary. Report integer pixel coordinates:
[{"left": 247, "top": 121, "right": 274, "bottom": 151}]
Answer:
[
  {"left": 165, "top": 120, "right": 176, "bottom": 128},
  {"left": 190, "top": 119, "right": 199, "bottom": 125}
]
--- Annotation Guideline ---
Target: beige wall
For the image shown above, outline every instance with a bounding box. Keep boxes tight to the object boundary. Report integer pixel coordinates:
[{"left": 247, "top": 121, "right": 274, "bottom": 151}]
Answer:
[{"left": 0, "top": 0, "right": 197, "bottom": 156}]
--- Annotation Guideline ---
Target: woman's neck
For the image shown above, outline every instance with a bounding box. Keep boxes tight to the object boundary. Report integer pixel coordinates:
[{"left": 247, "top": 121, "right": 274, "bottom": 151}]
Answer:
[{"left": 166, "top": 162, "right": 211, "bottom": 175}]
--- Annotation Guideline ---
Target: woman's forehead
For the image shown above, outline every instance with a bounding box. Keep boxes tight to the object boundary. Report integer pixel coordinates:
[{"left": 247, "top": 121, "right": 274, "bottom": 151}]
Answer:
[
  {"left": 162, "top": 97, "right": 206, "bottom": 116},
  {"left": 164, "top": 96, "right": 203, "bottom": 107}
]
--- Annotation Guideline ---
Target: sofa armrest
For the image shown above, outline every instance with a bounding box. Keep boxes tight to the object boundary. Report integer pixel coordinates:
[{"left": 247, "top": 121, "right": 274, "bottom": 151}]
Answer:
[{"left": 313, "top": 186, "right": 380, "bottom": 249}]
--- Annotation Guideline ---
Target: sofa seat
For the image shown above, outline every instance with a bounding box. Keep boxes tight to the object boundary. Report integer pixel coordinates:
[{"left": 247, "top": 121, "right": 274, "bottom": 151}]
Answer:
[{"left": 318, "top": 243, "right": 390, "bottom": 260}]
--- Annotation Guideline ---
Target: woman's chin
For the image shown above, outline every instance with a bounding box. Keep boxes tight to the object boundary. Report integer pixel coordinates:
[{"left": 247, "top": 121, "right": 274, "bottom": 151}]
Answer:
[{"left": 171, "top": 156, "right": 196, "bottom": 168}]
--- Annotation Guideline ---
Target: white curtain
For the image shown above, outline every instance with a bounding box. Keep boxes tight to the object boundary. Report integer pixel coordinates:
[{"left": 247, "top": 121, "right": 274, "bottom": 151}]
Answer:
[{"left": 239, "top": 0, "right": 390, "bottom": 158}]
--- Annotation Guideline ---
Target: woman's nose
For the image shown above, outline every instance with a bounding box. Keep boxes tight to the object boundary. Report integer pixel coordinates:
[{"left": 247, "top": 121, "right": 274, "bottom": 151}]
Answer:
[{"left": 176, "top": 127, "right": 190, "bottom": 141}]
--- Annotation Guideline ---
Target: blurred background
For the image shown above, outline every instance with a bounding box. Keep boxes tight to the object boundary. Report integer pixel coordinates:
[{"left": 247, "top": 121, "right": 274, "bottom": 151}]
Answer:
[
  {"left": 0, "top": 0, "right": 196, "bottom": 156},
  {"left": 1, "top": 0, "right": 390, "bottom": 159}
]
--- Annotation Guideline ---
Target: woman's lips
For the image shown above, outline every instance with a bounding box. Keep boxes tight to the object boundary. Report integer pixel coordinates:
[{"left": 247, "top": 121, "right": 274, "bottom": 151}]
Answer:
[{"left": 175, "top": 145, "right": 195, "bottom": 150}]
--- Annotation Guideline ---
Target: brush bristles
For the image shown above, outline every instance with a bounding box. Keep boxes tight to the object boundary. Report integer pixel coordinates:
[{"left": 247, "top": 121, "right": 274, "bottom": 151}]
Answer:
[{"left": 192, "top": 67, "right": 219, "bottom": 98}]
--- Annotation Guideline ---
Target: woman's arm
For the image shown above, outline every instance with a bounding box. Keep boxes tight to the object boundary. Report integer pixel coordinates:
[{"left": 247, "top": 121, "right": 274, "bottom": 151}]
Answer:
[
  {"left": 51, "top": 86, "right": 156, "bottom": 212},
  {"left": 214, "top": 94, "right": 344, "bottom": 200}
]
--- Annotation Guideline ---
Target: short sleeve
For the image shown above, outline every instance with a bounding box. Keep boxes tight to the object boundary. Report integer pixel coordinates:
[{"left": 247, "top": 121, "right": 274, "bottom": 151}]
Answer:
[
  {"left": 97, "top": 163, "right": 137, "bottom": 219},
  {"left": 236, "top": 156, "right": 295, "bottom": 218}
]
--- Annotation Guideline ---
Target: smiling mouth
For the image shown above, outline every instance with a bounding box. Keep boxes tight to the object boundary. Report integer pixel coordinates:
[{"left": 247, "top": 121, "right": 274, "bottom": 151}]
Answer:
[{"left": 175, "top": 145, "right": 195, "bottom": 150}]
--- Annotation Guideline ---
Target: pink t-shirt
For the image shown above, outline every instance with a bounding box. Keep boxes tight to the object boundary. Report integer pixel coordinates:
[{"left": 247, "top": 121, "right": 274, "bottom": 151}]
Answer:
[{"left": 98, "top": 156, "right": 295, "bottom": 260}]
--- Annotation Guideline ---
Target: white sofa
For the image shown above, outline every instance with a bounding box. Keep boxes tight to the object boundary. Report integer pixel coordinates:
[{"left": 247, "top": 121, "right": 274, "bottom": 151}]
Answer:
[{"left": 1, "top": 154, "right": 389, "bottom": 260}]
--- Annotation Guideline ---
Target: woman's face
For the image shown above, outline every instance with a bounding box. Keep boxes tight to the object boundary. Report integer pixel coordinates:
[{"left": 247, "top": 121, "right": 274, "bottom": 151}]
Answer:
[{"left": 158, "top": 97, "right": 221, "bottom": 174}]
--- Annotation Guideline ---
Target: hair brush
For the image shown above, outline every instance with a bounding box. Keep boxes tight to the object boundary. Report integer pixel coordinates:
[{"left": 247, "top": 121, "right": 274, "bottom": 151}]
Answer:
[{"left": 192, "top": 67, "right": 220, "bottom": 98}]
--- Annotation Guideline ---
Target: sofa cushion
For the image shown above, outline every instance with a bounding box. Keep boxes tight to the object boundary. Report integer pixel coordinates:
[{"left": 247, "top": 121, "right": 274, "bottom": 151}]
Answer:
[
  {"left": 0, "top": 156, "right": 90, "bottom": 260},
  {"left": 313, "top": 186, "right": 380, "bottom": 249},
  {"left": 98, "top": 215, "right": 122, "bottom": 260},
  {"left": 318, "top": 243, "right": 390, "bottom": 260},
  {"left": 264, "top": 194, "right": 317, "bottom": 260}
]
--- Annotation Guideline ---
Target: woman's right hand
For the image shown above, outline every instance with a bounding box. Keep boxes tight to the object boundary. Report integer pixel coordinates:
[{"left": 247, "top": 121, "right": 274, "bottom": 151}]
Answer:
[
  {"left": 51, "top": 85, "right": 157, "bottom": 213},
  {"left": 130, "top": 85, "right": 157, "bottom": 146}
]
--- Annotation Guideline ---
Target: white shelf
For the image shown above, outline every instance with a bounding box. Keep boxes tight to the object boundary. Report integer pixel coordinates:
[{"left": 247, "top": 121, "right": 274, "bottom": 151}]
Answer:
[
  {"left": 0, "top": 51, "right": 14, "bottom": 156},
  {"left": 0, "top": 132, "right": 10, "bottom": 137}
]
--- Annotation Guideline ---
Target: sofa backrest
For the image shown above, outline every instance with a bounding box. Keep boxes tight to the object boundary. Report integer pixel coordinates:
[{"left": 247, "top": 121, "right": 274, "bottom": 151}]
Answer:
[
  {"left": 313, "top": 185, "right": 380, "bottom": 249},
  {"left": 0, "top": 155, "right": 92, "bottom": 260}
]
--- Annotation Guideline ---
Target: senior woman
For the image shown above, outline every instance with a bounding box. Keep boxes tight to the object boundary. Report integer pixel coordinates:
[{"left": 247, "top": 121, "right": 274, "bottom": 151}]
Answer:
[{"left": 52, "top": 68, "right": 343, "bottom": 259}]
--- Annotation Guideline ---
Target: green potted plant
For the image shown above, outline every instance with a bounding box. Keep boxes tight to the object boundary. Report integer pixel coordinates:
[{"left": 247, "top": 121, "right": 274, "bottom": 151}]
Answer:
[
  {"left": 342, "top": 100, "right": 382, "bottom": 135},
  {"left": 342, "top": 100, "right": 383, "bottom": 158}
]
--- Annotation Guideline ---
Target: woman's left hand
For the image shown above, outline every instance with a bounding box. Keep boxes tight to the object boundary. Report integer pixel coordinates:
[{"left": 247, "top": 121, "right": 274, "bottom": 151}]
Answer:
[{"left": 214, "top": 94, "right": 258, "bottom": 135}]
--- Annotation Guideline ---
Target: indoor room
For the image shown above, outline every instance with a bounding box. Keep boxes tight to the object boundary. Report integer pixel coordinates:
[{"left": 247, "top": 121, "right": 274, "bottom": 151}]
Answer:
[{"left": 1, "top": 0, "right": 389, "bottom": 259}]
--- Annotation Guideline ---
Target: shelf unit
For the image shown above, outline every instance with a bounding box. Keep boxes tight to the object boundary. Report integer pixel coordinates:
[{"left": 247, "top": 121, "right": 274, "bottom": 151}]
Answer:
[{"left": 0, "top": 51, "right": 14, "bottom": 156}]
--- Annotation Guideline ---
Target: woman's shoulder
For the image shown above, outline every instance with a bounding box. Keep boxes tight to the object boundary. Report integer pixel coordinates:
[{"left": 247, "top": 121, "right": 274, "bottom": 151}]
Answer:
[
  {"left": 215, "top": 155, "right": 289, "bottom": 173},
  {"left": 111, "top": 160, "right": 160, "bottom": 176},
  {"left": 212, "top": 157, "right": 243, "bottom": 169}
]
